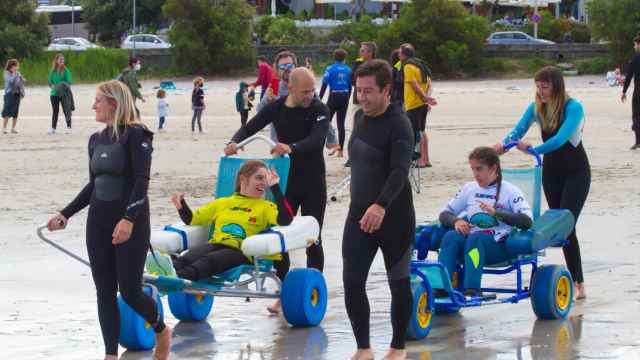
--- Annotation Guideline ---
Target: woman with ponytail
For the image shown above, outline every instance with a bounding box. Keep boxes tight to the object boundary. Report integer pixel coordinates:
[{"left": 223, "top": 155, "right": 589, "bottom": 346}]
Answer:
[
  {"left": 437, "top": 147, "right": 533, "bottom": 297},
  {"left": 494, "top": 66, "right": 590, "bottom": 300}
]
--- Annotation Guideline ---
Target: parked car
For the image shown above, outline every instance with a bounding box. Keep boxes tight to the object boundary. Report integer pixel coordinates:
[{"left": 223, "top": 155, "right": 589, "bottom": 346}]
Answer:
[
  {"left": 121, "top": 34, "right": 171, "bottom": 49},
  {"left": 487, "top": 31, "right": 555, "bottom": 45},
  {"left": 47, "top": 37, "right": 101, "bottom": 51}
]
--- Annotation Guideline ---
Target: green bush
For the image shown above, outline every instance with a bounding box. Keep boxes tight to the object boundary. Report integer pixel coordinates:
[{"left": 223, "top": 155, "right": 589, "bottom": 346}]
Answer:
[
  {"left": 19, "top": 49, "right": 129, "bottom": 85},
  {"left": 264, "top": 17, "right": 316, "bottom": 45},
  {"left": 521, "top": 57, "right": 555, "bottom": 74},
  {"left": 575, "top": 57, "right": 614, "bottom": 74},
  {"left": 164, "top": 0, "right": 256, "bottom": 74},
  {"left": 588, "top": 0, "right": 640, "bottom": 64},
  {"left": 570, "top": 22, "right": 591, "bottom": 43},
  {"left": 255, "top": 16, "right": 276, "bottom": 42},
  {"left": 0, "top": 0, "right": 49, "bottom": 63},
  {"left": 327, "top": 16, "right": 384, "bottom": 57},
  {"left": 479, "top": 58, "right": 519, "bottom": 74}
]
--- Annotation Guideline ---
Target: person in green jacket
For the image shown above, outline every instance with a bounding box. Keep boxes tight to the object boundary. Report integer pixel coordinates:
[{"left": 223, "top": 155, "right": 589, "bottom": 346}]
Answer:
[
  {"left": 48, "top": 53, "right": 73, "bottom": 135},
  {"left": 235, "top": 81, "right": 252, "bottom": 127},
  {"left": 118, "top": 57, "right": 145, "bottom": 118}
]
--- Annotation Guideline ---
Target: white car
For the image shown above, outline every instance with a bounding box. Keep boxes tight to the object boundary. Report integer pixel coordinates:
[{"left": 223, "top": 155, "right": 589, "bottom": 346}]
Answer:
[
  {"left": 47, "top": 37, "right": 100, "bottom": 51},
  {"left": 121, "top": 34, "right": 171, "bottom": 49}
]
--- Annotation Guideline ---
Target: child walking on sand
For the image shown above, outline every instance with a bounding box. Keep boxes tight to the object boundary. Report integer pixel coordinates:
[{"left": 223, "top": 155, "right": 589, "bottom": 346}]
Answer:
[{"left": 157, "top": 89, "right": 168, "bottom": 132}]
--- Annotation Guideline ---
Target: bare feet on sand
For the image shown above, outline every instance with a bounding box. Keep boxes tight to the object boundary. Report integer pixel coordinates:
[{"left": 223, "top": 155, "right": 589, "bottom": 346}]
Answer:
[
  {"left": 267, "top": 299, "right": 282, "bottom": 314},
  {"left": 154, "top": 326, "right": 172, "bottom": 360},
  {"left": 574, "top": 282, "right": 586, "bottom": 301},
  {"left": 351, "top": 348, "right": 375, "bottom": 360},
  {"left": 382, "top": 348, "right": 407, "bottom": 360}
]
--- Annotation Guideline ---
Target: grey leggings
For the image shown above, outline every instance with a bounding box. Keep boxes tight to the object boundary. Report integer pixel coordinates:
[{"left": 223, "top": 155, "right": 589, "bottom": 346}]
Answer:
[{"left": 192, "top": 108, "right": 203, "bottom": 132}]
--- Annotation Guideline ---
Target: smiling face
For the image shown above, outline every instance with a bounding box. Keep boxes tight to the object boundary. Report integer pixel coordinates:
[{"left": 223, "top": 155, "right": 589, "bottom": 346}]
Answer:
[
  {"left": 92, "top": 92, "right": 115, "bottom": 125},
  {"left": 239, "top": 167, "right": 269, "bottom": 198},
  {"left": 57, "top": 55, "right": 65, "bottom": 67},
  {"left": 535, "top": 80, "right": 553, "bottom": 104},
  {"left": 469, "top": 158, "right": 498, "bottom": 188},
  {"left": 356, "top": 75, "right": 389, "bottom": 116},
  {"left": 277, "top": 56, "right": 295, "bottom": 82}
]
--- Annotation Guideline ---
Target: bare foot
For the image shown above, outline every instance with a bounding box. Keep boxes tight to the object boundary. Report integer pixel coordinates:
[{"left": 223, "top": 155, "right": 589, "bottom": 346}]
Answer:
[
  {"left": 351, "top": 348, "right": 375, "bottom": 360},
  {"left": 574, "top": 282, "right": 586, "bottom": 301},
  {"left": 336, "top": 150, "right": 344, "bottom": 158},
  {"left": 382, "top": 348, "right": 406, "bottom": 360},
  {"left": 327, "top": 145, "right": 341, "bottom": 156},
  {"left": 154, "top": 326, "right": 172, "bottom": 360},
  {"left": 267, "top": 299, "right": 282, "bottom": 315},
  {"left": 104, "top": 355, "right": 118, "bottom": 360}
]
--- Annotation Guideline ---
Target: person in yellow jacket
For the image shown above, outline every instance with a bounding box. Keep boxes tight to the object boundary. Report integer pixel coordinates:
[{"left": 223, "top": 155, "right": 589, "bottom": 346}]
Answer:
[{"left": 163, "top": 160, "right": 293, "bottom": 313}]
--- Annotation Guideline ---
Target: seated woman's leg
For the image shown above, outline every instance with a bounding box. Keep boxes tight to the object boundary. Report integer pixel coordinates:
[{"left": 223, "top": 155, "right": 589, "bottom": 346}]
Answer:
[
  {"left": 463, "top": 233, "right": 510, "bottom": 290},
  {"left": 437, "top": 230, "right": 466, "bottom": 281},
  {"left": 172, "top": 243, "right": 218, "bottom": 276},
  {"left": 176, "top": 244, "right": 251, "bottom": 281}
]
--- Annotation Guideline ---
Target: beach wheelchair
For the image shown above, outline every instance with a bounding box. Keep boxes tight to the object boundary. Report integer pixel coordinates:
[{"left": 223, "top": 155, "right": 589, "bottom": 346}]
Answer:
[
  {"left": 405, "top": 145, "right": 576, "bottom": 340},
  {"left": 37, "top": 135, "right": 328, "bottom": 352}
]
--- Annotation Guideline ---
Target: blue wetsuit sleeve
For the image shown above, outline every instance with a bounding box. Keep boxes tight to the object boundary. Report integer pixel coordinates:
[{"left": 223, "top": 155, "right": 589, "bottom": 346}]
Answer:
[
  {"left": 60, "top": 134, "right": 97, "bottom": 218},
  {"left": 124, "top": 127, "right": 153, "bottom": 221},
  {"left": 503, "top": 103, "right": 536, "bottom": 145},
  {"left": 290, "top": 104, "right": 329, "bottom": 154},
  {"left": 533, "top": 101, "right": 583, "bottom": 154},
  {"left": 231, "top": 102, "right": 274, "bottom": 143},
  {"left": 374, "top": 116, "right": 414, "bottom": 208}
]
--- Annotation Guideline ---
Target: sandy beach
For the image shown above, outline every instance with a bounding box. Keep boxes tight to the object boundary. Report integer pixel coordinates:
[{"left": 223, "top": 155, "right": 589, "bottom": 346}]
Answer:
[{"left": 1, "top": 75, "right": 639, "bottom": 359}]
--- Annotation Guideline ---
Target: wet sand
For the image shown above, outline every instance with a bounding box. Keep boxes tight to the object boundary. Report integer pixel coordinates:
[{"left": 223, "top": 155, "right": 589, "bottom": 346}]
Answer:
[{"left": 1, "top": 75, "right": 639, "bottom": 359}]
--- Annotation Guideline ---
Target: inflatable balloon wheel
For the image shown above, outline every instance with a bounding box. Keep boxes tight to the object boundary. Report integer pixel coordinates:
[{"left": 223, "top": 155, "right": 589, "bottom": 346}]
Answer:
[
  {"left": 407, "top": 278, "right": 434, "bottom": 340},
  {"left": 281, "top": 268, "right": 328, "bottom": 327},
  {"left": 168, "top": 292, "right": 214, "bottom": 321},
  {"left": 118, "top": 285, "right": 164, "bottom": 350},
  {"left": 531, "top": 265, "right": 573, "bottom": 319}
]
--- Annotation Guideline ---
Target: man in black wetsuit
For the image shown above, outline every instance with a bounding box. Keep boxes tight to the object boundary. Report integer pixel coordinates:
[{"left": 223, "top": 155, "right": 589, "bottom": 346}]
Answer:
[
  {"left": 621, "top": 34, "right": 640, "bottom": 150},
  {"left": 343, "top": 59, "right": 415, "bottom": 360},
  {"left": 224, "top": 67, "right": 330, "bottom": 272}
]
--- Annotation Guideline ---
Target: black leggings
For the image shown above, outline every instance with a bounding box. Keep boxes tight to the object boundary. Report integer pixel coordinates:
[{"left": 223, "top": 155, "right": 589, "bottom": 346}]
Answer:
[
  {"left": 50, "top": 95, "right": 71, "bottom": 129},
  {"left": 328, "top": 92, "right": 350, "bottom": 149},
  {"left": 192, "top": 108, "right": 203, "bottom": 132},
  {"left": 173, "top": 242, "right": 290, "bottom": 281},
  {"left": 342, "top": 213, "right": 413, "bottom": 350},
  {"left": 240, "top": 110, "right": 249, "bottom": 127},
  {"left": 86, "top": 215, "right": 164, "bottom": 356},
  {"left": 286, "top": 185, "right": 326, "bottom": 271},
  {"left": 542, "top": 167, "right": 590, "bottom": 284}
]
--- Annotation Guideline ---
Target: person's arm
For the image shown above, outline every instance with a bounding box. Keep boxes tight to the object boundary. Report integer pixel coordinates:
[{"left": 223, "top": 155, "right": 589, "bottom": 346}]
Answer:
[
  {"left": 123, "top": 127, "right": 153, "bottom": 222},
  {"left": 177, "top": 199, "right": 193, "bottom": 225},
  {"left": 288, "top": 105, "right": 330, "bottom": 154},
  {"left": 270, "top": 184, "right": 293, "bottom": 226},
  {"left": 438, "top": 183, "right": 472, "bottom": 227},
  {"left": 533, "top": 101, "right": 583, "bottom": 154},
  {"left": 623, "top": 57, "right": 636, "bottom": 94},
  {"left": 47, "top": 71, "right": 54, "bottom": 88},
  {"left": 502, "top": 102, "right": 536, "bottom": 145},
  {"left": 374, "top": 117, "right": 413, "bottom": 208},
  {"left": 231, "top": 102, "right": 276, "bottom": 143},
  {"left": 235, "top": 92, "right": 243, "bottom": 112},
  {"left": 319, "top": 82, "right": 328, "bottom": 100},
  {"left": 60, "top": 134, "right": 98, "bottom": 218},
  {"left": 129, "top": 73, "right": 143, "bottom": 100},
  {"left": 438, "top": 211, "right": 459, "bottom": 228},
  {"left": 319, "top": 67, "right": 331, "bottom": 99},
  {"left": 495, "top": 211, "right": 532, "bottom": 229},
  {"left": 64, "top": 68, "right": 72, "bottom": 85}
]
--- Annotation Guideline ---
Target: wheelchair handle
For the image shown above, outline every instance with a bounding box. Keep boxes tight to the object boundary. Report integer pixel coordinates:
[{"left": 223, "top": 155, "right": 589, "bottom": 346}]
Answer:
[
  {"left": 503, "top": 142, "right": 542, "bottom": 167},
  {"left": 237, "top": 135, "right": 276, "bottom": 150}
]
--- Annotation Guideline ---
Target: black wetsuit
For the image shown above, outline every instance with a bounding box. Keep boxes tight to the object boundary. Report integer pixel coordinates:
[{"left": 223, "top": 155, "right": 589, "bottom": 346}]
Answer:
[
  {"left": 175, "top": 184, "right": 293, "bottom": 281},
  {"left": 231, "top": 97, "right": 330, "bottom": 271},
  {"left": 61, "top": 125, "right": 164, "bottom": 356},
  {"left": 343, "top": 103, "right": 415, "bottom": 350},
  {"left": 541, "top": 120, "right": 590, "bottom": 284},
  {"left": 623, "top": 53, "right": 640, "bottom": 145}
]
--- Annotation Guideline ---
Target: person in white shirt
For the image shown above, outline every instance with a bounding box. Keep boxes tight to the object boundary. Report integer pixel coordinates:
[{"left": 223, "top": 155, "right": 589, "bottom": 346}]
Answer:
[
  {"left": 437, "top": 146, "right": 533, "bottom": 297},
  {"left": 156, "top": 89, "right": 168, "bottom": 132}
]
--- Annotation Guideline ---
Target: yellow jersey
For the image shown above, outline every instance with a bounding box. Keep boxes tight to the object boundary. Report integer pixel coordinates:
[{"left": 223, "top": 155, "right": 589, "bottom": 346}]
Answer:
[
  {"left": 403, "top": 63, "right": 431, "bottom": 111},
  {"left": 190, "top": 193, "right": 280, "bottom": 259}
]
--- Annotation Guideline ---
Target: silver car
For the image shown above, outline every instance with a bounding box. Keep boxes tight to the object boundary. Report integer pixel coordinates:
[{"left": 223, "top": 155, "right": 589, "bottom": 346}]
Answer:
[
  {"left": 47, "top": 37, "right": 100, "bottom": 51},
  {"left": 121, "top": 34, "right": 171, "bottom": 49},
  {"left": 487, "top": 31, "right": 555, "bottom": 45}
]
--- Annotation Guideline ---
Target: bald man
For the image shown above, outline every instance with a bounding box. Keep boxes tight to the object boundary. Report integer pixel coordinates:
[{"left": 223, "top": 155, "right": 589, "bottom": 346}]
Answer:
[{"left": 226, "top": 67, "right": 330, "bottom": 275}]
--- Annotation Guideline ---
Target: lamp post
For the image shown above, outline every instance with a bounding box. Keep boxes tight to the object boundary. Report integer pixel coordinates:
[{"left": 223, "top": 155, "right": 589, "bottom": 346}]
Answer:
[
  {"left": 71, "top": 0, "right": 75, "bottom": 37},
  {"left": 132, "top": 0, "right": 137, "bottom": 55}
]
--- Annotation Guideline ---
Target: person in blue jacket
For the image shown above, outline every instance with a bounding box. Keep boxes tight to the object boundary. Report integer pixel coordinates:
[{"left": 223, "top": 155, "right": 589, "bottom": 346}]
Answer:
[
  {"left": 319, "top": 48, "right": 352, "bottom": 158},
  {"left": 494, "top": 66, "right": 590, "bottom": 301}
]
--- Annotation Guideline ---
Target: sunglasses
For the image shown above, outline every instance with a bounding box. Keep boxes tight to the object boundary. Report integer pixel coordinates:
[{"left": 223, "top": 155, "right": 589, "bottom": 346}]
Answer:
[{"left": 278, "top": 63, "right": 294, "bottom": 71}]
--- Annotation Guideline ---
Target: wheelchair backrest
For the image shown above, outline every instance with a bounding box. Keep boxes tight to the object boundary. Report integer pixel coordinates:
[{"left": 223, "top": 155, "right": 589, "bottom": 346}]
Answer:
[{"left": 502, "top": 166, "right": 542, "bottom": 220}]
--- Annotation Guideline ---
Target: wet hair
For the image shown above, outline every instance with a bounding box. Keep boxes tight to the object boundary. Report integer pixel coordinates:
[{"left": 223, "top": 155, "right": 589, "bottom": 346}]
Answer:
[
  {"left": 400, "top": 43, "right": 415, "bottom": 58},
  {"left": 534, "top": 66, "right": 569, "bottom": 133},
  {"left": 156, "top": 89, "right": 166, "bottom": 99},
  {"left": 355, "top": 59, "right": 393, "bottom": 91},
  {"left": 51, "top": 53, "right": 66, "bottom": 73},
  {"left": 129, "top": 56, "right": 140, "bottom": 67},
  {"left": 274, "top": 50, "right": 298, "bottom": 67},
  {"left": 469, "top": 146, "right": 502, "bottom": 206},
  {"left": 193, "top": 76, "right": 204, "bottom": 87},
  {"left": 361, "top": 41, "right": 377, "bottom": 58},
  {"left": 389, "top": 49, "right": 400, "bottom": 65},
  {"left": 234, "top": 160, "right": 268, "bottom": 193},
  {"left": 5, "top": 59, "right": 19, "bottom": 71},
  {"left": 98, "top": 80, "right": 145, "bottom": 139},
  {"left": 333, "top": 48, "right": 347, "bottom": 62},
  {"left": 257, "top": 55, "right": 268, "bottom": 63}
]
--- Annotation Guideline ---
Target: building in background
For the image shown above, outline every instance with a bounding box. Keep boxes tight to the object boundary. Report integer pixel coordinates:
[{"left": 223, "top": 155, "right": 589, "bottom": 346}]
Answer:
[{"left": 36, "top": 4, "right": 90, "bottom": 40}]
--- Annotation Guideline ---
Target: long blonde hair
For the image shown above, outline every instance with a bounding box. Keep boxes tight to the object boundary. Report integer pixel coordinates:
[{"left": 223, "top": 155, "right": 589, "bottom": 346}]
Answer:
[
  {"left": 97, "top": 80, "right": 145, "bottom": 139},
  {"left": 534, "top": 66, "right": 569, "bottom": 133},
  {"left": 51, "top": 53, "right": 66, "bottom": 74}
]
